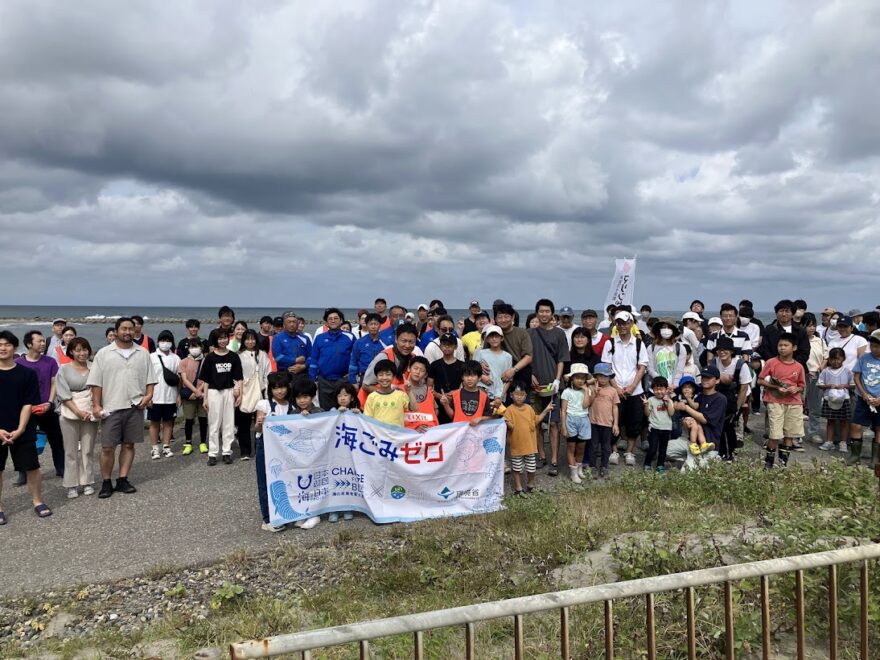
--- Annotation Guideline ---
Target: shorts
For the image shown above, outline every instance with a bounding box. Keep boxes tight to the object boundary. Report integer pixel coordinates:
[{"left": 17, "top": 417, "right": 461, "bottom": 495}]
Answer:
[
  {"left": 531, "top": 394, "right": 561, "bottom": 424},
  {"left": 565, "top": 415, "right": 591, "bottom": 440},
  {"left": 147, "top": 403, "right": 178, "bottom": 422},
  {"left": 510, "top": 454, "right": 537, "bottom": 473},
  {"left": 181, "top": 398, "right": 207, "bottom": 420},
  {"left": 852, "top": 397, "right": 880, "bottom": 429},
  {"left": 0, "top": 438, "right": 40, "bottom": 473},
  {"left": 820, "top": 399, "right": 851, "bottom": 421},
  {"left": 101, "top": 407, "right": 145, "bottom": 448},
  {"left": 618, "top": 396, "right": 644, "bottom": 438},
  {"left": 766, "top": 403, "right": 804, "bottom": 440}
]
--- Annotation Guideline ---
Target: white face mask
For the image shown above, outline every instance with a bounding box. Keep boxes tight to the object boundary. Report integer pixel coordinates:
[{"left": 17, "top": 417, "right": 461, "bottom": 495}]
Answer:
[
  {"left": 188, "top": 347, "right": 202, "bottom": 358},
  {"left": 158, "top": 341, "right": 172, "bottom": 352},
  {"left": 740, "top": 317, "right": 750, "bottom": 327},
  {"left": 659, "top": 328, "right": 674, "bottom": 339},
  {"left": 830, "top": 319, "right": 838, "bottom": 328}
]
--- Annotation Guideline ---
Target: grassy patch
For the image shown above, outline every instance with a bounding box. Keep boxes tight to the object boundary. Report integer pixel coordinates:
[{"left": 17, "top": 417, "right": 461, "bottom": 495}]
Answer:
[{"left": 4, "top": 459, "right": 879, "bottom": 659}]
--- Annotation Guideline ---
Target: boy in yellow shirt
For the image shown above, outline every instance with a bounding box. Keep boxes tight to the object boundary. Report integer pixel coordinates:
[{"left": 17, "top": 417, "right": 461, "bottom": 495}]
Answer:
[{"left": 364, "top": 359, "right": 414, "bottom": 426}]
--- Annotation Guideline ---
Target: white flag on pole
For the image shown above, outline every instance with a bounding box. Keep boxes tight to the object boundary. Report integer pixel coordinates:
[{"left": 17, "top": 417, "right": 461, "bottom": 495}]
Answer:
[{"left": 603, "top": 258, "right": 637, "bottom": 310}]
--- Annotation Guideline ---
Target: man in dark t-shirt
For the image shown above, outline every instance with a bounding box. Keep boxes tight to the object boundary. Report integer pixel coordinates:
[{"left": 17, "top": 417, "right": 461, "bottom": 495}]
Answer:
[
  {"left": 0, "top": 331, "right": 51, "bottom": 522},
  {"left": 695, "top": 366, "right": 726, "bottom": 447}
]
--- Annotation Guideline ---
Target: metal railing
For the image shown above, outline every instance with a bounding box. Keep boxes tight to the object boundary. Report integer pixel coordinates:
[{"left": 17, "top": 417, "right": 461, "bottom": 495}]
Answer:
[{"left": 230, "top": 543, "right": 880, "bottom": 659}]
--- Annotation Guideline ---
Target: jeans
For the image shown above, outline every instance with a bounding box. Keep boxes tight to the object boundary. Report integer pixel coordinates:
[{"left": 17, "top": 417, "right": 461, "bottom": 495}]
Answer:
[
  {"left": 255, "top": 435, "right": 269, "bottom": 523},
  {"left": 805, "top": 375, "right": 822, "bottom": 437},
  {"left": 589, "top": 424, "right": 612, "bottom": 470}
]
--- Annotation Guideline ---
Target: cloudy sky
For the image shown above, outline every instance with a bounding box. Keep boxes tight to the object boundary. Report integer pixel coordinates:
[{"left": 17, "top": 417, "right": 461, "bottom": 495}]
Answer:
[{"left": 1, "top": 0, "right": 878, "bottom": 312}]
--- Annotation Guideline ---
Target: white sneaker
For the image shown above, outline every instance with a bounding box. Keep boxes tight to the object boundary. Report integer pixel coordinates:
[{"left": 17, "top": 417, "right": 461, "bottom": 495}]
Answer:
[
  {"left": 609, "top": 452, "right": 620, "bottom": 465},
  {"left": 577, "top": 465, "right": 585, "bottom": 479},
  {"left": 295, "top": 516, "right": 321, "bottom": 530},
  {"left": 625, "top": 452, "right": 636, "bottom": 466},
  {"left": 67, "top": 488, "right": 79, "bottom": 499},
  {"left": 819, "top": 441, "right": 834, "bottom": 451},
  {"left": 150, "top": 447, "right": 161, "bottom": 460},
  {"left": 838, "top": 442, "right": 848, "bottom": 453},
  {"left": 82, "top": 485, "right": 95, "bottom": 496},
  {"left": 261, "top": 522, "right": 286, "bottom": 533},
  {"left": 810, "top": 435, "right": 824, "bottom": 445},
  {"left": 162, "top": 446, "right": 173, "bottom": 458},
  {"left": 570, "top": 466, "right": 582, "bottom": 484}
]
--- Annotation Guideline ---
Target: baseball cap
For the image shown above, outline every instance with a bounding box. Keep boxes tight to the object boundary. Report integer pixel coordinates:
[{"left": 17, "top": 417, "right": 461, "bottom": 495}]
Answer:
[
  {"left": 481, "top": 324, "right": 503, "bottom": 337},
  {"left": 581, "top": 309, "right": 598, "bottom": 318},
  {"left": 836, "top": 315, "right": 853, "bottom": 327},
  {"left": 559, "top": 306, "right": 574, "bottom": 317},
  {"left": 439, "top": 332, "right": 457, "bottom": 345},
  {"left": 52, "top": 318, "right": 66, "bottom": 324},
  {"left": 469, "top": 300, "right": 480, "bottom": 308},
  {"left": 492, "top": 299, "right": 506, "bottom": 307},
  {"left": 417, "top": 303, "right": 429, "bottom": 311},
  {"left": 848, "top": 308, "right": 863, "bottom": 317},
  {"left": 614, "top": 310, "right": 633, "bottom": 322},
  {"left": 682, "top": 312, "right": 701, "bottom": 322},
  {"left": 708, "top": 316, "right": 722, "bottom": 327},
  {"left": 869, "top": 330, "right": 880, "bottom": 343},
  {"left": 821, "top": 307, "right": 836, "bottom": 315},
  {"left": 700, "top": 365, "right": 721, "bottom": 379},
  {"left": 272, "top": 316, "right": 283, "bottom": 326},
  {"left": 282, "top": 311, "right": 297, "bottom": 320}
]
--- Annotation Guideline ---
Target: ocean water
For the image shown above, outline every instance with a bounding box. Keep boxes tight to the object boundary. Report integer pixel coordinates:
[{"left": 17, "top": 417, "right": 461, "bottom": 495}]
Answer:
[{"left": 0, "top": 305, "right": 774, "bottom": 351}]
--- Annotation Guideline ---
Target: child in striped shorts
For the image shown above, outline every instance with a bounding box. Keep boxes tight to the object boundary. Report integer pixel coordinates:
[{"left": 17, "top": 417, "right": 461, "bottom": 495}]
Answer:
[{"left": 503, "top": 382, "right": 554, "bottom": 496}]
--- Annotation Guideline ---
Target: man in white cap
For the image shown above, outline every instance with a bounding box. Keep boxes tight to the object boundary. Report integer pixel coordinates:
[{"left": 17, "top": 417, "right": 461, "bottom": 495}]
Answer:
[
  {"left": 601, "top": 310, "right": 649, "bottom": 466},
  {"left": 557, "top": 306, "right": 579, "bottom": 348},
  {"left": 680, "top": 312, "right": 703, "bottom": 357},
  {"left": 46, "top": 318, "right": 66, "bottom": 358},
  {"left": 462, "top": 300, "right": 482, "bottom": 335}
]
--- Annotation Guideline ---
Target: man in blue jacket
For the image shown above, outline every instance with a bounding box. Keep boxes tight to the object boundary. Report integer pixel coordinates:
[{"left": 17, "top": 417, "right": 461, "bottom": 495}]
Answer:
[
  {"left": 309, "top": 307, "right": 356, "bottom": 409},
  {"left": 378, "top": 305, "right": 408, "bottom": 345},
  {"left": 272, "top": 312, "right": 312, "bottom": 389},
  {"left": 349, "top": 313, "right": 387, "bottom": 387}
]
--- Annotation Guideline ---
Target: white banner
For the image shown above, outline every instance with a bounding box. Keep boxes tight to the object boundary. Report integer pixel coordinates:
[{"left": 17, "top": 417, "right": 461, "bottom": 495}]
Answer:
[
  {"left": 263, "top": 411, "right": 507, "bottom": 525},
  {"left": 603, "top": 258, "right": 637, "bottom": 310}
]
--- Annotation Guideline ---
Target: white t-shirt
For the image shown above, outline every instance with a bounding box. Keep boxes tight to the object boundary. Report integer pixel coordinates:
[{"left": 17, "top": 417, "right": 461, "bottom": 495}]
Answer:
[
  {"left": 256, "top": 398, "right": 295, "bottom": 416},
  {"left": 424, "top": 338, "right": 466, "bottom": 364},
  {"left": 714, "top": 357, "right": 752, "bottom": 395},
  {"left": 150, "top": 351, "right": 181, "bottom": 405},
  {"left": 828, "top": 334, "right": 868, "bottom": 372},
  {"left": 739, "top": 322, "right": 761, "bottom": 350},
  {"left": 600, "top": 336, "right": 649, "bottom": 395}
]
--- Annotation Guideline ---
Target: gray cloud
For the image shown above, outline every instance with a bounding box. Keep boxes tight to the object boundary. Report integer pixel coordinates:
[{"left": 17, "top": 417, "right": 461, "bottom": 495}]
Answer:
[{"left": 1, "top": 0, "right": 879, "bottom": 311}]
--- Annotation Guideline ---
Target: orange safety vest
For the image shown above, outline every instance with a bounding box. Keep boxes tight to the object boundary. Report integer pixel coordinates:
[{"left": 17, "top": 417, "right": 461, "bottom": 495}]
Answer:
[
  {"left": 267, "top": 335, "right": 277, "bottom": 372},
  {"left": 55, "top": 345, "right": 73, "bottom": 365},
  {"left": 358, "top": 346, "right": 409, "bottom": 407},
  {"left": 451, "top": 389, "right": 488, "bottom": 423},
  {"left": 379, "top": 317, "right": 391, "bottom": 331},
  {"left": 136, "top": 335, "right": 150, "bottom": 350},
  {"left": 404, "top": 385, "right": 437, "bottom": 430}
]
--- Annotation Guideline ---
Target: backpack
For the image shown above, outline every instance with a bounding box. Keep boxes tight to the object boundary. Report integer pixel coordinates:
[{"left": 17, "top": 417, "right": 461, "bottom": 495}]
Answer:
[
  {"left": 608, "top": 336, "right": 643, "bottom": 357},
  {"left": 269, "top": 399, "right": 295, "bottom": 415},
  {"left": 715, "top": 358, "right": 746, "bottom": 414}
]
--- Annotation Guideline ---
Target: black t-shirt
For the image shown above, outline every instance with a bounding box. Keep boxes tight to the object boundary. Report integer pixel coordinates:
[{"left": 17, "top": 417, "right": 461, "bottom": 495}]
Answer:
[
  {"left": 428, "top": 359, "right": 464, "bottom": 395},
  {"left": 462, "top": 318, "right": 478, "bottom": 335},
  {"left": 460, "top": 388, "right": 490, "bottom": 417},
  {"left": 696, "top": 391, "right": 726, "bottom": 444},
  {"left": 0, "top": 364, "right": 41, "bottom": 443},
  {"left": 201, "top": 351, "right": 243, "bottom": 390},
  {"left": 256, "top": 333, "right": 272, "bottom": 353}
]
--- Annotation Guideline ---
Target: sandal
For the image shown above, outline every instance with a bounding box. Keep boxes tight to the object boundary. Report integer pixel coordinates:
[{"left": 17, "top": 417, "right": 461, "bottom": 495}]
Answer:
[
  {"left": 0, "top": 511, "right": 7, "bottom": 525},
  {"left": 34, "top": 503, "right": 52, "bottom": 518},
  {"left": 548, "top": 463, "right": 559, "bottom": 477}
]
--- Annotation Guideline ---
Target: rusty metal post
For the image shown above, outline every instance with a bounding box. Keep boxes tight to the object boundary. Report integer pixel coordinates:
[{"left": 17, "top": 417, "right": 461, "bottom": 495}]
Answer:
[
  {"left": 604, "top": 600, "right": 614, "bottom": 659},
  {"left": 646, "top": 593, "right": 656, "bottom": 660},
  {"left": 514, "top": 614, "right": 524, "bottom": 660},
  {"left": 560, "top": 606, "right": 570, "bottom": 659},
  {"left": 760, "top": 575, "right": 771, "bottom": 660},
  {"left": 724, "top": 581, "right": 735, "bottom": 660},
  {"left": 860, "top": 560, "right": 869, "bottom": 659},
  {"left": 413, "top": 630, "right": 423, "bottom": 660},
  {"left": 685, "top": 587, "right": 696, "bottom": 660},
  {"left": 465, "top": 622, "right": 475, "bottom": 660},
  {"left": 828, "top": 565, "right": 838, "bottom": 660},
  {"left": 795, "top": 570, "right": 805, "bottom": 660}
]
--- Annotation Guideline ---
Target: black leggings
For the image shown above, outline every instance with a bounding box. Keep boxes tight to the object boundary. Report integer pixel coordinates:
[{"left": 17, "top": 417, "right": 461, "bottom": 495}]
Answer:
[
  {"left": 588, "top": 424, "right": 613, "bottom": 470},
  {"left": 719, "top": 416, "right": 737, "bottom": 459},
  {"left": 235, "top": 408, "right": 255, "bottom": 457},
  {"left": 184, "top": 417, "right": 208, "bottom": 444}
]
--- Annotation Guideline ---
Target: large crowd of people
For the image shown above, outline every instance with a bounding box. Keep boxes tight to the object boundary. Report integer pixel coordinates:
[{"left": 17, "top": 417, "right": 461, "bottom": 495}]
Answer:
[{"left": 2, "top": 298, "right": 879, "bottom": 531}]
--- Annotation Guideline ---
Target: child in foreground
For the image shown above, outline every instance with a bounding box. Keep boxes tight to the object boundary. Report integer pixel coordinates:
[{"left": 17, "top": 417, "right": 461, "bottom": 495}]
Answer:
[
  {"left": 757, "top": 333, "right": 806, "bottom": 469},
  {"left": 674, "top": 377, "right": 713, "bottom": 456},
  {"left": 364, "top": 359, "right": 414, "bottom": 426},
  {"left": 504, "top": 382, "right": 554, "bottom": 495},
  {"left": 560, "top": 363, "right": 594, "bottom": 483},
  {"left": 254, "top": 372, "right": 295, "bottom": 533},
  {"left": 329, "top": 382, "right": 361, "bottom": 523},
  {"left": 441, "top": 360, "right": 499, "bottom": 425},
  {"left": 589, "top": 363, "right": 619, "bottom": 476},
  {"left": 641, "top": 376, "right": 674, "bottom": 473}
]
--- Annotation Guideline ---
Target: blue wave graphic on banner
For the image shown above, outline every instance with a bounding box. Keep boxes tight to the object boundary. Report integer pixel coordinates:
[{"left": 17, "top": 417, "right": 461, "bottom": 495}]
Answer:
[{"left": 270, "top": 480, "right": 302, "bottom": 519}]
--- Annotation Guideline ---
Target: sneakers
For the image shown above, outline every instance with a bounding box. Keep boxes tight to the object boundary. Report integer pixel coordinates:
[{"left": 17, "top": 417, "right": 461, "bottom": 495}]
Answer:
[
  {"left": 576, "top": 465, "right": 585, "bottom": 480},
  {"left": 182, "top": 443, "right": 194, "bottom": 456},
  {"left": 82, "top": 485, "right": 95, "bottom": 496},
  {"left": 151, "top": 447, "right": 161, "bottom": 460},
  {"left": 643, "top": 466, "right": 653, "bottom": 472},
  {"left": 199, "top": 443, "right": 209, "bottom": 454},
  {"left": 261, "top": 522, "right": 286, "bottom": 533},
  {"left": 624, "top": 452, "right": 636, "bottom": 466},
  {"left": 67, "top": 488, "right": 79, "bottom": 499},
  {"left": 837, "top": 442, "right": 848, "bottom": 454},
  {"left": 328, "top": 512, "right": 340, "bottom": 523},
  {"left": 207, "top": 456, "right": 218, "bottom": 466},
  {"left": 98, "top": 480, "right": 114, "bottom": 499},
  {"left": 689, "top": 442, "right": 702, "bottom": 456},
  {"left": 222, "top": 454, "right": 233, "bottom": 465},
  {"left": 792, "top": 440, "right": 805, "bottom": 452},
  {"left": 115, "top": 478, "right": 137, "bottom": 494},
  {"left": 343, "top": 511, "right": 354, "bottom": 521},
  {"left": 295, "top": 516, "right": 321, "bottom": 530},
  {"left": 569, "top": 466, "right": 582, "bottom": 484},
  {"left": 609, "top": 452, "right": 620, "bottom": 465},
  {"left": 513, "top": 489, "right": 527, "bottom": 497},
  {"left": 548, "top": 463, "right": 559, "bottom": 477},
  {"left": 656, "top": 466, "right": 666, "bottom": 474},
  {"left": 162, "top": 446, "right": 173, "bottom": 458},
  {"left": 240, "top": 455, "right": 251, "bottom": 461},
  {"left": 599, "top": 467, "right": 608, "bottom": 478},
  {"left": 819, "top": 441, "right": 834, "bottom": 451},
  {"left": 702, "top": 442, "right": 715, "bottom": 454}
]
